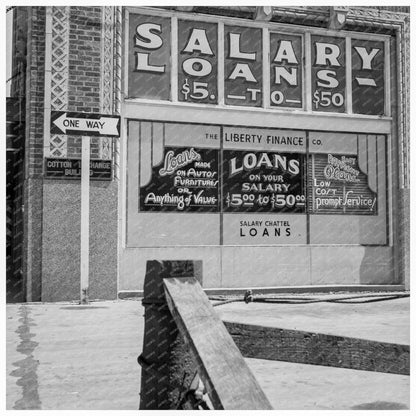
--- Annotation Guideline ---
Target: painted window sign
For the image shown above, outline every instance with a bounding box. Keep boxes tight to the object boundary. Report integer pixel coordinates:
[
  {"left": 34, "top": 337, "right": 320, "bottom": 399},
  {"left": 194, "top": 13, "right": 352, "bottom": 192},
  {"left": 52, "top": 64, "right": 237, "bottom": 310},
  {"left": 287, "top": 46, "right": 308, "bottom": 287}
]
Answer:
[
  {"left": 137, "top": 122, "right": 221, "bottom": 213},
  {"left": 351, "top": 39, "right": 385, "bottom": 115},
  {"left": 129, "top": 14, "right": 171, "bottom": 100},
  {"left": 310, "top": 153, "right": 377, "bottom": 214},
  {"left": 129, "top": 122, "right": 386, "bottom": 247},
  {"left": 139, "top": 146, "right": 219, "bottom": 212},
  {"left": 137, "top": 124, "right": 380, "bottom": 216},
  {"left": 128, "top": 12, "right": 388, "bottom": 115},
  {"left": 224, "top": 26, "right": 263, "bottom": 107},
  {"left": 222, "top": 151, "right": 306, "bottom": 212},
  {"left": 269, "top": 33, "right": 303, "bottom": 108},
  {"left": 311, "top": 35, "right": 346, "bottom": 113},
  {"left": 178, "top": 20, "right": 218, "bottom": 104}
]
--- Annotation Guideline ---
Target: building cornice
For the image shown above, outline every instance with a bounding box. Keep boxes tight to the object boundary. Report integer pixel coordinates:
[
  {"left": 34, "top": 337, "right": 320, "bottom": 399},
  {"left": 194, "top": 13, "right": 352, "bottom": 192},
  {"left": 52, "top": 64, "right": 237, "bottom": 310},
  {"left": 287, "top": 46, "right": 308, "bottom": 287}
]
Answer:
[{"left": 153, "top": 6, "right": 409, "bottom": 31}]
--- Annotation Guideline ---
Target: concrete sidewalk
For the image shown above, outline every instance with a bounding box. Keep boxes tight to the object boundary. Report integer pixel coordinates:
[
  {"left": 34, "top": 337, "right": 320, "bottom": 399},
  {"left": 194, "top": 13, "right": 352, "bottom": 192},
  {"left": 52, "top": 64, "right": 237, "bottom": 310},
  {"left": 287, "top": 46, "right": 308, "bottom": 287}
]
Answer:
[{"left": 6, "top": 295, "right": 410, "bottom": 410}]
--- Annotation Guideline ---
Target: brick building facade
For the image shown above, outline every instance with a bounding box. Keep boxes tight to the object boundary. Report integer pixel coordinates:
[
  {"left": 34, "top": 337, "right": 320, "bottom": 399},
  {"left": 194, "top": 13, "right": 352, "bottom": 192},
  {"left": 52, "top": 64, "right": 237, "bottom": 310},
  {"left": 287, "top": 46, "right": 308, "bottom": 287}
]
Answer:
[{"left": 6, "top": 6, "right": 410, "bottom": 302}]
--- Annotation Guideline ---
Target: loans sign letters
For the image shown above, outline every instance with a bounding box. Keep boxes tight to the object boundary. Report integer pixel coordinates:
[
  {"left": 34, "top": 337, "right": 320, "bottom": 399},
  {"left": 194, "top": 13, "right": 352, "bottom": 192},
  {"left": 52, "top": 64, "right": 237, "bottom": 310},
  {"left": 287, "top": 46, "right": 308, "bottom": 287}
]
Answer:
[
  {"left": 128, "top": 11, "right": 387, "bottom": 115},
  {"left": 136, "top": 123, "right": 379, "bottom": 217},
  {"left": 140, "top": 147, "right": 220, "bottom": 212},
  {"left": 129, "top": 122, "right": 386, "bottom": 247}
]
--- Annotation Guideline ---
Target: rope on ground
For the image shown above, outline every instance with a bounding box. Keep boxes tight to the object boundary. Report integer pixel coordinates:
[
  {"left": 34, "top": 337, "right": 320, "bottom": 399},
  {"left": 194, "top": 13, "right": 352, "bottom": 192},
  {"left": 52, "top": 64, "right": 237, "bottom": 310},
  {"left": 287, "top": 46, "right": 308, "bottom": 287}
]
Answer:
[{"left": 210, "top": 291, "right": 409, "bottom": 307}]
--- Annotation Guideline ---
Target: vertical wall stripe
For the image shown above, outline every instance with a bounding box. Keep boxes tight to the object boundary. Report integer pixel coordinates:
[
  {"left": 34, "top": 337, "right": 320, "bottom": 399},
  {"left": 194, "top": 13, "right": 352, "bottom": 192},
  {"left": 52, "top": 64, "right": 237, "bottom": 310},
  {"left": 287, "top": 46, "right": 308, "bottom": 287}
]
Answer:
[
  {"left": 304, "top": 32, "right": 312, "bottom": 112},
  {"left": 120, "top": 117, "right": 128, "bottom": 247},
  {"left": 386, "top": 133, "right": 394, "bottom": 247},
  {"left": 345, "top": 37, "right": 352, "bottom": 114},
  {"left": 262, "top": 27, "right": 270, "bottom": 108},
  {"left": 100, "top": 6, "right": 115, "bottom": 160},
  {"left": 43, "top": 7, "right": 52, "bottom": 160},
  {"left": 378, "top": 135, "right": 389, "bottom": 246},
  {"left": 357, "top": 134, "right": 368, "bottom": 174},
  {"left": 218, "top": 22, "right": 224, "bottom": 105},
  {"left": 48, "top": 6, "right": 69, "bottom": 157},
  {"left": 384, "top": 39, "right": 391, "bottom": 117},
  {"left": 115, "top": 6, "right": 123, "bottom": 299},
  {"left": 152, "top": 123, "right": 164, "bottom": 167},
  {"left": 219, "top": 126, "right": 224, "bottom": 247},
  {"left": 140, "top": 122, "right": 152, "bottom": 187},
  {"left": 395, "top": 30, "right": 404, "bottom": 189},
  {"left": 113, "top": 6, "right": 122, "bottom": 180},
  {"left": 100, "top": 7, "right": 114, "bottom": 115},
  {"left": 307, "top": 132, "right": 311, "bottom": 246},
  {"left": 367, "top": 135, "right": 377, "bottom": 193},
  {"left": 126, "top": 121, "right": 140, "bottom": 247},
  {"left": 171, "top": 16, "right": 178, "bottom": 102}
]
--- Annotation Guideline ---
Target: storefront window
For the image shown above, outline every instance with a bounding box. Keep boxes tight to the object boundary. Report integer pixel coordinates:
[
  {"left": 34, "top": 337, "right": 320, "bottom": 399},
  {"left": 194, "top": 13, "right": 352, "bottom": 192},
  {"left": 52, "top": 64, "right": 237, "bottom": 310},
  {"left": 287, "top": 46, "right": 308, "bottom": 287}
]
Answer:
[{"left": 127, "top": 121, "right": 387, "bottom": 247}]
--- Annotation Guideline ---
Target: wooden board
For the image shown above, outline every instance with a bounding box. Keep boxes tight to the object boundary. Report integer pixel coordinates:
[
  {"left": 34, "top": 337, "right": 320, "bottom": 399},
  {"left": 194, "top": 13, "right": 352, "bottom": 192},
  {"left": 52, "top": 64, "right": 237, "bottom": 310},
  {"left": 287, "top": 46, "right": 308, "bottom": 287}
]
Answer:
[
  {"left": 163, "top": 277, "right": 273, "bottom": 410},
  {"left": 225, "top": 321, "right": 409, "bottom": 375}
]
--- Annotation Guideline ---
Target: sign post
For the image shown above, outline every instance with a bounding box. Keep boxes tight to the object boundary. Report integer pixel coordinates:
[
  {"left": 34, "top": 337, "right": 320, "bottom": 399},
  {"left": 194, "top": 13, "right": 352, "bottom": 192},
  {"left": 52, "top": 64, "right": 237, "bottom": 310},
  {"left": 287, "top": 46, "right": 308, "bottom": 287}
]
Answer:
[
  {"left": 80, "top": 136, "right": 90, "bottom": 303},
  {"left": 51, "top": 111, "right": 120, "bottom": 304}
]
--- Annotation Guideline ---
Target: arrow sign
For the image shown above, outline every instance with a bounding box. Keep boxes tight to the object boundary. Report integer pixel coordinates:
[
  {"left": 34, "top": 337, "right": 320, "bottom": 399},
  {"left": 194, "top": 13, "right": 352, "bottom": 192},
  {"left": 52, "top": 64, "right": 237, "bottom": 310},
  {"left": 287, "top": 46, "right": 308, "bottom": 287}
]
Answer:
[{"left": 51, "top": 111, "right": 120, "bottom": 137}]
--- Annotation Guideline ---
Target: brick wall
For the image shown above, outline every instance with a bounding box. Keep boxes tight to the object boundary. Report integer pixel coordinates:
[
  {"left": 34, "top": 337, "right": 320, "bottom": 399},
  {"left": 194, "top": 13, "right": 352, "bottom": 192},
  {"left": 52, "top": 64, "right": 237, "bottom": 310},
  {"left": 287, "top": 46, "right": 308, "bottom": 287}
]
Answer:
[
  {"left": 24, "top": 6, "right": 47, "bottom": 300},
  {"left": 68, "top": 6, "right": 103, "bottom": 158},
  {"left": 24, "top": 6, "right": 109, "bottom": 173},
  {"left": 26, "top": 7, "right": 46, "bottom": 178},
  {"left": 40, "top": 6, "right": 118, "bottom": 301},
  {"left": 24, "top": 5, "right": 105, "bottom": 244}
]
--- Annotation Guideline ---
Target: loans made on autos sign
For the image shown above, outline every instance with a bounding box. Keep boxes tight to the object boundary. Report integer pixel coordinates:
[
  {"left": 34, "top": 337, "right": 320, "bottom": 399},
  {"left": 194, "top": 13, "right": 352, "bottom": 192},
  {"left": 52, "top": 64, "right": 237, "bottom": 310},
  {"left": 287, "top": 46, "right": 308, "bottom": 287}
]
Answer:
[{"left": 127, "top": 11, "right": 386, "bottom": 115}]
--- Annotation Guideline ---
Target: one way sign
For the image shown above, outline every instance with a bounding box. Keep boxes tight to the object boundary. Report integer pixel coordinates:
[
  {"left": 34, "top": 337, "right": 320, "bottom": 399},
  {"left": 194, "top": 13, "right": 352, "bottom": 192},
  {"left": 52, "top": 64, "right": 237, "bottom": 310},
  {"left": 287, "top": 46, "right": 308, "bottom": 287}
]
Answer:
[{"left": 51, "top": 111, "right": 121, "bottom": 137}]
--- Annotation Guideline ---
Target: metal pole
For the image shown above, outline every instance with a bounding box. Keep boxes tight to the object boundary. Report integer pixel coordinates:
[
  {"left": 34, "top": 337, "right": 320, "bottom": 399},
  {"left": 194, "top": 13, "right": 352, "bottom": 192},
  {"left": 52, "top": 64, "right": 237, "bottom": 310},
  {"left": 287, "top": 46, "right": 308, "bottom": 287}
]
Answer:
[{"left": 80, "top": 136, "right": 90, "bottom": 304}]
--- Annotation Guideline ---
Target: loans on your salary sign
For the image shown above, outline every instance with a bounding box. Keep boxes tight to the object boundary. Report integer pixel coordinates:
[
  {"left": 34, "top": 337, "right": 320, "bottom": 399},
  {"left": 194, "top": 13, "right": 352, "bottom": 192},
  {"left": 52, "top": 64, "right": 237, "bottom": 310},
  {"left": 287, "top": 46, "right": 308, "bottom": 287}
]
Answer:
[{"left": 128, "top": 12, "right": 386, "bottom": 115}]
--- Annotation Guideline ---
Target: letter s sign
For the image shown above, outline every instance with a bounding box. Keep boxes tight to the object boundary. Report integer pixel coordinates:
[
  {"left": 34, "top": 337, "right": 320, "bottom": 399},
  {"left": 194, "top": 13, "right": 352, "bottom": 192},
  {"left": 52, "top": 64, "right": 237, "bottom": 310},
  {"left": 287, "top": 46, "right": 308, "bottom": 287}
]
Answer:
[{"left": 128, "top": 14, "right": 171, "bottom": 100}]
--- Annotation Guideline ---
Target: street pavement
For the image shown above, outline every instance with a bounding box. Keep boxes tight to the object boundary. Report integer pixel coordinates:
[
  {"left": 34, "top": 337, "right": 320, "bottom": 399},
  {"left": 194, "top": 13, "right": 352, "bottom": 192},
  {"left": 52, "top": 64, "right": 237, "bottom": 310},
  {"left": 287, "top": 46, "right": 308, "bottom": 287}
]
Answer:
[{"left": 5, "top": 295, "right": 410, "bottom": 410}]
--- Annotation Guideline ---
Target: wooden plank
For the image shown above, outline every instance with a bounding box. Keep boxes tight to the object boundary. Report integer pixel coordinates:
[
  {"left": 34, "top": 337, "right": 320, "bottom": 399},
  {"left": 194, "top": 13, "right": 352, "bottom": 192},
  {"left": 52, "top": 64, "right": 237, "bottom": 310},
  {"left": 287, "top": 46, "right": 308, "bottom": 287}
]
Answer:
[
  {"left": 139, "top": 260, "right": 200, "bottom": 410},
  {"left": 163, "top": 277, "right": 273, "bottom": 410},
  {"left": 225, "top": 321, "right": 409, "bottom": 376}
]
